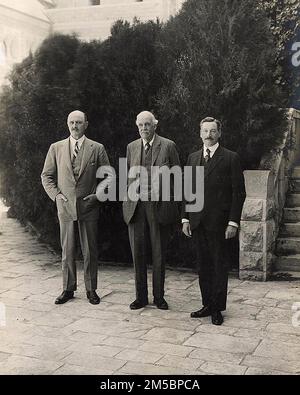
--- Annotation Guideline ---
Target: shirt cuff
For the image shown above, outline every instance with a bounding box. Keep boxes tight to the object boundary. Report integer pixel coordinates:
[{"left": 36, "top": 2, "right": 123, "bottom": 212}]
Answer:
[
  {"left": 228, "top": 221, "right": 239, "bottom": 228},
  {"left": 182, "top": 218, "right": 190, "bottom": 224}
]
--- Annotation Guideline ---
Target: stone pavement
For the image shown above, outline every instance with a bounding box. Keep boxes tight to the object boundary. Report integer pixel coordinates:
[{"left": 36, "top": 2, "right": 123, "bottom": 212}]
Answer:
[{"left": 0, "top": 200, "right": 300, "bottom": 375}]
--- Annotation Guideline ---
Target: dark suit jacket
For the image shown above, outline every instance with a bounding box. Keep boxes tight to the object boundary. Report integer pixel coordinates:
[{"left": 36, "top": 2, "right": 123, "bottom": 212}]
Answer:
[
  {"left": 182, "top": 146, "right": 246, "bottom": 232},
  {"left": 41, "top": 137, "right": 110, "bottom": 222},
  {"left": 122, "top": 134, "right": 181, "bottom": 225}
]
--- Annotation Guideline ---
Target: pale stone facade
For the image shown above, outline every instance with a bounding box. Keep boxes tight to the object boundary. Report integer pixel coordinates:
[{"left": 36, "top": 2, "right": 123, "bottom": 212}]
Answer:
[
  {"left": 46, "top": 0, "right": 185, "bottom": 42},
  {"left": 0, "top": 0, "right": 50, "bottom": 86}
]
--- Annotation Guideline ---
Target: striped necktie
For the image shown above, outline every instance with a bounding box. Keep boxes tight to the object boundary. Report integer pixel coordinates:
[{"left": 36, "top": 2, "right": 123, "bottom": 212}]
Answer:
[
  {"left": 204, "top": 148, "right": 211, "bottom": 163},
  {"left": 73, "top": 141, "right": 79, "bottom": 162},
  {"left": 145, "top": 142, "right": 151, "bottom": 155}
]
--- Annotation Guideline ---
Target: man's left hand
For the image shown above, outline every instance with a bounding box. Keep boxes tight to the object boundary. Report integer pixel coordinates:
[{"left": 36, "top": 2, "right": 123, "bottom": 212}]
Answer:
[
  {"left": 225, "top": 225, "right": 237, "bottom": 240},
  {"left": 83, "top": 194, "right": 98, "bottom": 203}
]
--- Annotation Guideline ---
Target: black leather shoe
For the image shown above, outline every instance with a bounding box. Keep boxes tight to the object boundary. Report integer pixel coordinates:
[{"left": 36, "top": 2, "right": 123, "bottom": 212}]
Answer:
[
  {"left": 211, "top": 311, "right": 224, "bottom": 325},
  {"left": 154, "top": 298, "right": 168, "bottom": 310},
  {"left": 190, "top": 306, "right": 211, "bottom": 318},
  {"left": 130, "top": 300, "right": 148, "bottom": 310},
  {"left": 87, "top": 290, "right": 100, "bottom": 305},
  {"left": 55, "top": 291, "right": 74, "bottom": 305}
]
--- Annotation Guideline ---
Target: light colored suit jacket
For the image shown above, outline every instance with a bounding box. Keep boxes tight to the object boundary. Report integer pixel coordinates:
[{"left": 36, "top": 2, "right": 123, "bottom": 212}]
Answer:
[
  {"left": 41, "top": 137, "right": 110, "bottom": 222},
  {"left": 122, "top": 134, "right": 181, "bottom": 225}
]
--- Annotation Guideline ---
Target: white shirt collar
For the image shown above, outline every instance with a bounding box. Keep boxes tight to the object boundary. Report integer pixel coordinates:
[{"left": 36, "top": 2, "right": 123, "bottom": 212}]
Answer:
[
  {"left": 204, "top": 142, "right": 219, "bottom": 157},
  {"left": 142, "top": 134, "right": 156, "bottom": 147},
  {"left": 70, "top": 135, "right": 85, "bottom": 150}
]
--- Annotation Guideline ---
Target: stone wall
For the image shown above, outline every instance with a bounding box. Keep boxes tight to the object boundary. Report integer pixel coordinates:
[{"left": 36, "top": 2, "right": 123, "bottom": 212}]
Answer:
[
  {"left": 0, "top": 4, "right": 49, "bottom": 87},
  {"left": 239, "top": 109, "right": 300, "bottom": 281}
]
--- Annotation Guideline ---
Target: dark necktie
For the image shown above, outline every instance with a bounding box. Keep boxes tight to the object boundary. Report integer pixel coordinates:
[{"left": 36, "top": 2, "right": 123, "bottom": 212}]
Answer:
[
  {"left": 204, "top": 148, "right": 211, "bottom": 164},
  {"left": 73, "top": 141, "right": 79, "bottom": 162},
  {"left": 145, "top": 142, "right": 151, "bottom": 155}
]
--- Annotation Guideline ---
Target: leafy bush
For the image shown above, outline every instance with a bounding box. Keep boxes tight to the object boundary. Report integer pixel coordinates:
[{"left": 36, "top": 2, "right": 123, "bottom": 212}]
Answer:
[{"left": 0, "top": 0, "right": 287, "bottom": 267}]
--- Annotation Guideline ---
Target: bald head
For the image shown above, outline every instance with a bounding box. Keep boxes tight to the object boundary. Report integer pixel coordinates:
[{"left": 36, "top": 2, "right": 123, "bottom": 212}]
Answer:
[
  {"left": 67, "top": 110, "right": 87, "bottom": 123},
  {"left": 136, "top": 111, "right": 158, "bottom": 142},
  {"left": 67, "top": 110, "right": 88, "bottom": 140}
]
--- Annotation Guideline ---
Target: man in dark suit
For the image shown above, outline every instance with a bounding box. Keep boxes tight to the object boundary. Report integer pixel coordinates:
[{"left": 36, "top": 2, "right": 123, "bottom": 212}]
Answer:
[
  {"left": 123, "top": 111, "right": 181, "bottom": 310},
  {"left": 182, "top": 117, "right": 246, "bottom": 325},
  {"left": 41, "top": 110, "right": 112, "bottom": 305}
]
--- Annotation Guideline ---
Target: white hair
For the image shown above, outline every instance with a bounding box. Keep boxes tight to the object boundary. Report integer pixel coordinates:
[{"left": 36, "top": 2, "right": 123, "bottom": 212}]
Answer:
[{"left": 136, "top": 111, "right": 158, "bottom": 126}]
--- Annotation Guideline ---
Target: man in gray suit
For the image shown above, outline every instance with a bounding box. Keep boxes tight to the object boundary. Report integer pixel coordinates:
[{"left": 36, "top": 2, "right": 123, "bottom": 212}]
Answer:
[
  {"left": 41, "top": 110, "right": 111, "bottom": 305},
  {"left": 123, "top": 111, "right": 181, "bottom": 310}
]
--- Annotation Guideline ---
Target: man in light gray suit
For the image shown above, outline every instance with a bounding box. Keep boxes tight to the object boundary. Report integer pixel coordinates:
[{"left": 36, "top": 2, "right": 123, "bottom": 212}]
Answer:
[
  {"left": 41, "top": 110, "right": 111, "bottom": 305},
  {"left": 123, "top": 111, "right": 181, "bottom": 310}
]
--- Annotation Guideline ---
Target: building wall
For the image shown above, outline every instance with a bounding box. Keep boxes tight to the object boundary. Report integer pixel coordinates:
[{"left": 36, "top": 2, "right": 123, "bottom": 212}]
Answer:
[
  {"left": 46, "top": 0, "right": 185, "bottom": 41},
  {"left": 0, "top": 1, "right": 50, "bottom": 86}
]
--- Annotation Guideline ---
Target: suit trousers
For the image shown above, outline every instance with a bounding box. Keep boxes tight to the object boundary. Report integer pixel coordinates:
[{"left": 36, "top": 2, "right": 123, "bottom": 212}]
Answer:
[
  {"left": 59, "top": 220, "right": 99, "bottom": 292},
  {"left": 128, "top": 201, "right": 169, "bottom": 303},
  {"left": 194, "top": 223, "right": 229, "bottom": 312}
]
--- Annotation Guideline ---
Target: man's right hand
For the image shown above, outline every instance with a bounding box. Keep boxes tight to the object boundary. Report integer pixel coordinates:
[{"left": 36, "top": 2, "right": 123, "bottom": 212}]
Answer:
[
  {"left": 56, "top": 193, "right": 68, "bottom": 202},
  {"left": 182, "top": 222, "right": 192, "bottom": 238}
]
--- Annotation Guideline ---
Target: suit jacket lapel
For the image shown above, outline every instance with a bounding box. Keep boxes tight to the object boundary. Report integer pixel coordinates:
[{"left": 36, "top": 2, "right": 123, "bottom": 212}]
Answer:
[
  {"left": 131, "top": 139, "right": 142, "bottom": 167},
  {"left": 204, "top": 146, "right": 223, "bottom": 178},
  {"left": 63, "top": 138, "right": 76, "bottom": 182},
  {"left": 78, "top": 138, "right": 94, "bottom": 179},
  {"left": 152, "top": 134, "right": 161, "bottom": 165}
]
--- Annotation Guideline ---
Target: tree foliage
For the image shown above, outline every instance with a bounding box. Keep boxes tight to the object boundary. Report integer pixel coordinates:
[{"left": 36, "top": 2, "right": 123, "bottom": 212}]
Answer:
[{"left": 258, "top": 0, "right": 300, "bottom": 108}]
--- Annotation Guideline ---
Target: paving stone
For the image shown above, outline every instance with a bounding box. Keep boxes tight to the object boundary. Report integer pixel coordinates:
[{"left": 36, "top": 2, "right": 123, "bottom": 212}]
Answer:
[
  {"left": 199, "top": 361, "right": 247, "bottom": 375},
  {"left": 184, "top": 332, "right": 260, "bottom": 354},
  {"left": 189, "top": 348, "right": 244, "bottom": 364},
  {"left": 0, "top": 351, "right": 11, "bottom": 362},
  {"left": 66, "top": 317, "right": 152, "bottom": 336},
  {"left": 65, "top": 343, "right": 123, "bottom": 357},
  {"left": 100, "top": 336, "right": 145, "bottom": 350},
  {"left": 195, "top": 323, "right": 237, "bottom": 336},
  {"left": 62, "top": 351, "right": 126, "bottom": 372},
  {"left": 68, "top": 331, "right": 108, "bottom": 344},
  {"left": 129, "top": 314, "right": 200, "bottom": 332},
  {"left": 0, "top": 342, "right": 72, "bottom": 362},
  {"left": 2, "top": 297, "right": 55, "bottom": 312},
  {"left": 266, "top": 322, "right": 300, "bottom": 335},
  {"left": 156, "top": 355, "right": 203, "bottom": 370},
  {"left": 256, "top": 307, "right": 293, "bottom": 322},
  {"left": 116, "top": 349, "right": 163, "bottom": 364},
  {"left": 254, "top": 339, "right": 300, "bottom": 361},
  {"left": 0, "top": 355, "right": 63, "bottom": 375},
  {"left": 141, "top": 327, "right": 194, "bottom": 345},
  {"left": 53, "top": 363, "right": 114, "bottom": 375},
  {"left": 139, "top": 341, "right": 194, "bottom": 357},
  {"left": 245, "top": 367, "right": 291, "bottom": 375},
  {"left": 119, "top": 362, "right": 195, "bottom": 375},
  {"left": 223, "top": 318, "right": 267, "bottom": 330},
  {"left": 265, "top": 289, "right": 300, "bottom": 301},
  {"left": 30, "top": 312, "right": 76, "bottom": 328},
  {"left": 242, "top": 355, "right": 300, "bottom": 374}
]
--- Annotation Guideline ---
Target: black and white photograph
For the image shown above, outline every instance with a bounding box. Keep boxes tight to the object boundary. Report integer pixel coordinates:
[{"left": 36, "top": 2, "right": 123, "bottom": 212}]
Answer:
[{"left": 0, "top": 0, "right": 299, "bottom": 379}]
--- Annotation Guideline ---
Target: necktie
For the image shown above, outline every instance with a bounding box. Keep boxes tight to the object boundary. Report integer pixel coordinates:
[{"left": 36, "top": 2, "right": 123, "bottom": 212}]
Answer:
[
  {"left": 204, "top": 148, "right": 211, "bottom": 163},
  {"left": 145, "top": 142, "right": 151, "bottom": 155},
  {"left": 73, "top": 141, "right": 79, "bottom": 162}
]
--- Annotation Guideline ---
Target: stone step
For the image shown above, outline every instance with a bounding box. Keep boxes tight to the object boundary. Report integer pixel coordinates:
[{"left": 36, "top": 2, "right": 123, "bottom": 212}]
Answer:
[
  {"left": 271, "top": 271, "right": 300, "bottom": 280},
  {"left": 274, "top": 255, "right": 300, "bottom": 272},
  {"left": 289, "top": 179, "right": 300, "bottom": 192},
  {"left": 291, "top": 167, "right": 300, "bottom": 179},
  {"left": 286, "top": 194, "right": 300, "bottom": 208},
  {"left": 276, "top": 237, "right": 300, "bottom": 254},
  {"left": 283, "top": 208, "right": 300, "bottom": 222},
  {"left": 280, "top": 223, "right": 300, "bottom": 237}
]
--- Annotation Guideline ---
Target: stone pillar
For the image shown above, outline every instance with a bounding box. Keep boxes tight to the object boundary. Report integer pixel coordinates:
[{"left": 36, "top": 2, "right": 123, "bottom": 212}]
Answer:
[{"left": 239, "top": 170, "right": 276, "bottom": 281}]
